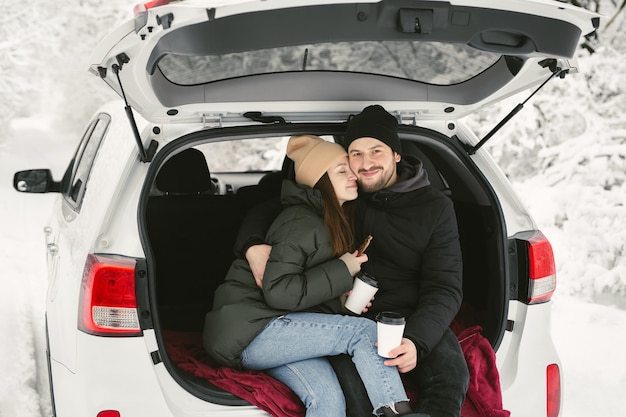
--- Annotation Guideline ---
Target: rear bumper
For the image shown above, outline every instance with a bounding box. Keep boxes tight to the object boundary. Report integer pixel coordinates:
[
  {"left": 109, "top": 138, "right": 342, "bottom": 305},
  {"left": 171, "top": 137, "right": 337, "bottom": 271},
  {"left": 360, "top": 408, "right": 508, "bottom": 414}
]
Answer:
[
  {"left": 49, "top": 334, "right": 172, "bottom": 416},
  {"left": 48, "top": 302, "right": 560, "bottom": 416},
  {"left": 498, "top": 301, "right": 562, "bottom": 416},
  {"left": 48, "top": 331, "right": 268, "bottom": 416}
]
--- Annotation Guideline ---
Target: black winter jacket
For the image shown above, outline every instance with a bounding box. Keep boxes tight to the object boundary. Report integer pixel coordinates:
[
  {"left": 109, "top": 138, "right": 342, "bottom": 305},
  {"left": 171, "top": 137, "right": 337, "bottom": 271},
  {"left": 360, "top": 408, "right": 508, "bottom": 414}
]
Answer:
[
  {"left": 204, "top": 180, "right": 355, "bottom": 368},
  {"left": 356, "top": 156, "right": 463, "bottom": 359}
]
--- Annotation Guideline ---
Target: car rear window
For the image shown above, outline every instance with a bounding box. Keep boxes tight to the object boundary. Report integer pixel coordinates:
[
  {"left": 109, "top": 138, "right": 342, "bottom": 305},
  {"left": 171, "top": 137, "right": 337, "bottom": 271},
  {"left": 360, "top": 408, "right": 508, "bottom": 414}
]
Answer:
[
  {"left": 197, "top": 137, "right": 286, "bottom": 173},
  {"left": 157, "top": 41, "right": 500, "bottom": 86}
]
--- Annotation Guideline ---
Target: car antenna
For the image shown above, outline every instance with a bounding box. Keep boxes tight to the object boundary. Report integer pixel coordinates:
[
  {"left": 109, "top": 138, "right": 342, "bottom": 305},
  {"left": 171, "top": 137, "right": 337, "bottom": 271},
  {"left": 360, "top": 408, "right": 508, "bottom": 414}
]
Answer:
[
  {"left": 103, "top": 53, "right": 157, "bottom": 163},
  {"left": 466, "top": 59, "right": 569, "bottom": 155}
]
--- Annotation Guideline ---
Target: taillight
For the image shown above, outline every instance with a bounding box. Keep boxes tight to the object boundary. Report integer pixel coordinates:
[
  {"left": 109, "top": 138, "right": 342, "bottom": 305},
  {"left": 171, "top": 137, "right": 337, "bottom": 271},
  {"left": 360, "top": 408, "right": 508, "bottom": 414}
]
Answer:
[
  {"left": 78, "top": 254, "right": 141, "bottom": 336},
  {"left": 97, "top": 411, "right": 121, "bottom": 417},
  {"left": 133, "top": 0, "right": 176, "bottom": 15},
  {"left": 547, "top": 363, "right": 561, "bottom": 417},
  {"left": 526, "top": 231, "right": 556, "bottom": 304}
]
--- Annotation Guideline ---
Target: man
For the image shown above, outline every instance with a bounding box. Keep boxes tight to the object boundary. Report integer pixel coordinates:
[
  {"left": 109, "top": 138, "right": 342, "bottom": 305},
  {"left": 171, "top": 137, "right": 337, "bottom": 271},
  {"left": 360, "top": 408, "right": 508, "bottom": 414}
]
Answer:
[{"left": 238, "top": 105, "right": 469, "bottom": 417}]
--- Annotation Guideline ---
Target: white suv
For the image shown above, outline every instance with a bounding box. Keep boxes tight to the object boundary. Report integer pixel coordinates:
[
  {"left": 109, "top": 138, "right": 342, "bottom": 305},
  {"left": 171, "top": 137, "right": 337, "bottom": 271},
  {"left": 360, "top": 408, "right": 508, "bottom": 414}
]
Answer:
[{"left": 13, "top": 1, "right": 600, "bottom": 416}]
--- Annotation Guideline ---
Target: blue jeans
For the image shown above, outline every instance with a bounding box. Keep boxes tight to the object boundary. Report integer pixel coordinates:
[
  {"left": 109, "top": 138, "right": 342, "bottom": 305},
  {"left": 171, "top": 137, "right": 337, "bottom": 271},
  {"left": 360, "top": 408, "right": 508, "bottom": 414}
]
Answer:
[
  {"left": 240, "top": 312, "right": 409, "bottom": 417},
  {"left": 330, "top": 327, "right": 469, "bottom": 417}
]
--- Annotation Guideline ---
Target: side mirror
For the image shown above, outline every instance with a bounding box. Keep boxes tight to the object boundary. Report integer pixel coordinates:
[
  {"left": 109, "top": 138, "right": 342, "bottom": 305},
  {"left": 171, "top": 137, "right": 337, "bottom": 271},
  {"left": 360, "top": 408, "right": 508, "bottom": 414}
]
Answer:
[{"left": 13, "top": 169, "right": 62, "bottom": 193}]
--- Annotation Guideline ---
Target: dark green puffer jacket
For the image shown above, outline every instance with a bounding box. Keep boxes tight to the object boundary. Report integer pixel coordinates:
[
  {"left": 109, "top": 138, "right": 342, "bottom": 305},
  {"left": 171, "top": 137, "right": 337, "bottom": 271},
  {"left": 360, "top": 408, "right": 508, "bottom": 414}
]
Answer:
[{"left": 203, "top": 180, "right": 356, "bottom": 368}]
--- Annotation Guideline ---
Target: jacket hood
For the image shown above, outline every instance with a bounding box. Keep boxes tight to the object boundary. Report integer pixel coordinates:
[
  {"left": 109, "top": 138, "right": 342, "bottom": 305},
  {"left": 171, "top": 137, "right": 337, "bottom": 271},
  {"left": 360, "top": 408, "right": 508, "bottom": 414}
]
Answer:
[{"left": 389, "top": 154, "right": 431, "bottom": 193}]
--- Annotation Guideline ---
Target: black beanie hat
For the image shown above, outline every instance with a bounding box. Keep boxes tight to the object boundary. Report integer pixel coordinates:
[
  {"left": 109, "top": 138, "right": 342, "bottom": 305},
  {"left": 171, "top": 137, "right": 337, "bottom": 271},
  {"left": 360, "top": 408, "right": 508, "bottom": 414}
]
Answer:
[{"left": 344, "top": 105, "right": 402, "bottom": 155}]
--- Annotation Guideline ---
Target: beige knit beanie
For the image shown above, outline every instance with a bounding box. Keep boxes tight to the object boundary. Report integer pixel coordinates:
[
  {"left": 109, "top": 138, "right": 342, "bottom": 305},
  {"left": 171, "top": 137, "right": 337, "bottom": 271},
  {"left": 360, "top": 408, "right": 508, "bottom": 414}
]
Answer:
[{"left": 287, "top": 135, "right": 347, "bottom": 188}]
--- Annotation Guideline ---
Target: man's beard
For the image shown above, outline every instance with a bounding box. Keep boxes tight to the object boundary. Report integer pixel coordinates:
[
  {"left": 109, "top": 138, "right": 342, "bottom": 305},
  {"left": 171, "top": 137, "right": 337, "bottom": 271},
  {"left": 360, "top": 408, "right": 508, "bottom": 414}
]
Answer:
[{"left": 358, "top": 168, "right": 394, "bottom": 193}]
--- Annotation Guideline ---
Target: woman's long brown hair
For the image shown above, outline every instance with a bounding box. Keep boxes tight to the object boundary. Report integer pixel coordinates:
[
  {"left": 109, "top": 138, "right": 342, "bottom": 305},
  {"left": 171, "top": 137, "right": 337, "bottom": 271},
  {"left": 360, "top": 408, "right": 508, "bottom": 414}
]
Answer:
[{"left": 314, "top": 173, "right": 356, "bottom": 256}]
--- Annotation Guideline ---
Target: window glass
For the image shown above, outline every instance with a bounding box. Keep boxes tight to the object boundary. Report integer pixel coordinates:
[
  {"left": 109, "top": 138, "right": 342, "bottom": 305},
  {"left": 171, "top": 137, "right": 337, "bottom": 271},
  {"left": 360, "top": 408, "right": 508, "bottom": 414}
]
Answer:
[
  {"left": 197, "top": 135, "right": 338, "bottom": 173},
  {"left": 197, "top": 136, "right": 290, "bottom": 173},
  {"left": 158, "top": 41, "right": 499, "bottom": 86},
  {"left": 64, "top": 113, "right": 110, "bottom": 210}
]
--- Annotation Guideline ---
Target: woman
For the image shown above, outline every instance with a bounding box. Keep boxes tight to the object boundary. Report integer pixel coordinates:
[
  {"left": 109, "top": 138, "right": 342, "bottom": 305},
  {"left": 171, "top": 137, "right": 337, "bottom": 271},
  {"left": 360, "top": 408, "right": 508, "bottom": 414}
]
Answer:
[{"left": 204, "top": 135, "right": 414, "bottom": 417}]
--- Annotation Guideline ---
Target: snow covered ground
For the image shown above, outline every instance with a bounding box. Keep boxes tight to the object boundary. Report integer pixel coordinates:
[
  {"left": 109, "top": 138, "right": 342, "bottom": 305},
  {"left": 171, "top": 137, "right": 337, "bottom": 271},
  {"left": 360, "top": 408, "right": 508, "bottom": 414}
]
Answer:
[{"left": 0, "top": 119, "right": 71, "bottom": 417}]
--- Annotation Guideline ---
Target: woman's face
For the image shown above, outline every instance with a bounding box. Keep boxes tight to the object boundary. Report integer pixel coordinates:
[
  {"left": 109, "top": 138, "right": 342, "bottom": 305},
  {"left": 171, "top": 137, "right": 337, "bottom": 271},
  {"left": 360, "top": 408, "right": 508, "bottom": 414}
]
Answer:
[{"left": 327, "top": 155, "right": 358, "bottom": 205}]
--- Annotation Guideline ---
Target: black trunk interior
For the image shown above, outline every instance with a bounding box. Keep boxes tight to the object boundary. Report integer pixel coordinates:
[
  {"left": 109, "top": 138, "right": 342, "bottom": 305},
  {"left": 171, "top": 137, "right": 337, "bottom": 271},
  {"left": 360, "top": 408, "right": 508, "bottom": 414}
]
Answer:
[{"left": 142, "top": 129, "right": 509, "bottom": 404}]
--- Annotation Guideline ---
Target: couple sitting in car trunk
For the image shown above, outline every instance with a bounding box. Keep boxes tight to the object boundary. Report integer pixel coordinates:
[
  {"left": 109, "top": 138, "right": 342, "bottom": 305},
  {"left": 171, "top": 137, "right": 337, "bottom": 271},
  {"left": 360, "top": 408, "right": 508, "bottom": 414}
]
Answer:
[{"left": 203, "top": 105, "right": 468, "bottom": 417}]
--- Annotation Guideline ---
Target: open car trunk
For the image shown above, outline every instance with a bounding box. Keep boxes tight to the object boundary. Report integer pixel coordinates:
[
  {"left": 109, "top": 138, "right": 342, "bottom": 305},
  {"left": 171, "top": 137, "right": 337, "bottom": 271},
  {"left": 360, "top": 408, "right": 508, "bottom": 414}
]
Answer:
[{"left": 139, "top": 121, "right": 510, "bottom": 408}]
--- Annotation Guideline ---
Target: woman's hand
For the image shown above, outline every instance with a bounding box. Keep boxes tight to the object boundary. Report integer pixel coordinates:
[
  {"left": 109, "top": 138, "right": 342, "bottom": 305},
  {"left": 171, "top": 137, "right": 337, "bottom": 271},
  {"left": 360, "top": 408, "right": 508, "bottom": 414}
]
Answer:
[
  {"left": 351, "top": 250, "right": 368, "bottom": 266},
  {"left": 361, "top": 296, "right": 375, "bottom": 313},
  {"left": 246, "top": 244, "right": 272, "bottom": 288},
  {"left": 344, "top": 288, "right": 375, "bottom": 314}
]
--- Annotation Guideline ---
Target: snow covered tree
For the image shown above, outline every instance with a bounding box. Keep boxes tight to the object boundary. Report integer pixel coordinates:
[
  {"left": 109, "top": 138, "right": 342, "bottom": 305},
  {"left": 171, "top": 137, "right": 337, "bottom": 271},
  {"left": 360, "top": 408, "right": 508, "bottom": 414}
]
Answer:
[
  {"left": 0, "top": 0, "right": 133, "bottom": 135},
  {"left": 0, "top": 1, "right": 58, "bottom": 131}
]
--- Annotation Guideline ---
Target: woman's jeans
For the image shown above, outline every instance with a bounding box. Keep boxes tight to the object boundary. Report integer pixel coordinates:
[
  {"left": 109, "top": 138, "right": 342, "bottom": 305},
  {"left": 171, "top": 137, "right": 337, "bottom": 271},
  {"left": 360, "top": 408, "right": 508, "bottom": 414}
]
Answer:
[
  {"left": 330, "top": 327, "right": 469, "bottom": 417},
  {"left": 241, "top": 312, "right": 409, "bottom": 417}
]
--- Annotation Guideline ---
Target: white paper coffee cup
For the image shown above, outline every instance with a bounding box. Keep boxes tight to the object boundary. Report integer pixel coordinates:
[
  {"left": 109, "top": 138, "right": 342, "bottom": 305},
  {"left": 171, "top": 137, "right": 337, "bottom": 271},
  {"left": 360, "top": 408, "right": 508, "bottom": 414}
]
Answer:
[
  {"left": 376, "top": 312, "right": 406, "bottom": 358},
  {"left": 344, "top": 273, "right": 379, "bottom": 314}
]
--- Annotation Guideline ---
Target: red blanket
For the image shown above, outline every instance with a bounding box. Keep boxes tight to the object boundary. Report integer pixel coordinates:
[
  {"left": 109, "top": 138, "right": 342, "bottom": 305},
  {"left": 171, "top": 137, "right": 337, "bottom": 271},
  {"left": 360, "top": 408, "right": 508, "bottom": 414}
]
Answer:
[
  {"left": 164, "top": 327, "right": 509, "bottom": 417},
  {"left": 455, "top": 326, "right": 511, "bottom": 417},
  {"left": 164, "top": 331, "right": 304, "bottom": 417}
]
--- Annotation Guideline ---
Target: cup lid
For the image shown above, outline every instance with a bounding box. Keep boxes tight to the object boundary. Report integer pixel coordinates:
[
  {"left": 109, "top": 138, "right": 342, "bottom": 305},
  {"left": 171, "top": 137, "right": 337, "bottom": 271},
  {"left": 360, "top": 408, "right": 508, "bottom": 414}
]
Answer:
[
  {"left": 376, "top": 311, "right": 405, "bottom": 324},
  {"left": 357, "top": 272, "right": 378, "bottom": 287}
]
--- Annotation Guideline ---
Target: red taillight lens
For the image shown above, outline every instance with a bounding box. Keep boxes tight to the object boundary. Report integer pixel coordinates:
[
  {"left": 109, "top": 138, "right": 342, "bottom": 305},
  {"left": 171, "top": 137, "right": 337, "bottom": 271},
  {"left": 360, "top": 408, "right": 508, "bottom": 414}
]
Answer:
[
  {"left": 133, "top": 0, "right": 176, "bottom": 15},
  {"left": 547, "top": 363, "right": 561, "bottom": 417},
  {"left": 97, "top": 411, "right": 121, "bottom": 417},
  {"left": 78, "top": 254, "right": 141, "bottom": 336},
  {"left": 527, "top": 231, "right": 556, "bottom": 304}
]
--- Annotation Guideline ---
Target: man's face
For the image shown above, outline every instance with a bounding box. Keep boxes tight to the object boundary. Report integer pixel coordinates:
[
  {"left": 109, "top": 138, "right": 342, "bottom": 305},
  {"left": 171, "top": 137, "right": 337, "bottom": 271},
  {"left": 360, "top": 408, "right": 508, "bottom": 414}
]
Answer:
[{"left": 347, "top": 137, "right": 401, "bottom": 192}]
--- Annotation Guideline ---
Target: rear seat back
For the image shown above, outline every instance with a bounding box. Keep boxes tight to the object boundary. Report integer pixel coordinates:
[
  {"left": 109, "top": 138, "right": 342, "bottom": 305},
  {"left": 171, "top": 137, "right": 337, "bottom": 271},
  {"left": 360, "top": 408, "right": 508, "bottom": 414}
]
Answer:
[
  {"left": 154, "top": 148, "right": 218, "bottom": 195},
  {"left": 147, "top": 149, "right": 246, "bottom": 331},
  {"left": 236, "top": 170, "right": 283, "bottom": 211}
]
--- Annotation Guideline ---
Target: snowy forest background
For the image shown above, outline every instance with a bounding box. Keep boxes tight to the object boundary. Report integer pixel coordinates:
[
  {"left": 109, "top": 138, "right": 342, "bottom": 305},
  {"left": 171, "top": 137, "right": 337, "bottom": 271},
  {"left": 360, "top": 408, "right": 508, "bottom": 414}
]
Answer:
[{"left": 1, "top": 0, "right": 625, "bottom": 416}]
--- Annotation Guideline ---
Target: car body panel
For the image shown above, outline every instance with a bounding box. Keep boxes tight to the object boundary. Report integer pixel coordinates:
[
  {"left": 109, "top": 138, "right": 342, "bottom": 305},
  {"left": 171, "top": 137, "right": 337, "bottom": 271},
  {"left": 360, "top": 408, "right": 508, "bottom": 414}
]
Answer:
[
  {"left": 498, "top": 301, "right": 562, "bottom": 415},
  {"left": 50, "top": 334, "right": 173, "bottom": 416},
  {"left": 45, "top": 103, "right": 143, "bottom": 372}
]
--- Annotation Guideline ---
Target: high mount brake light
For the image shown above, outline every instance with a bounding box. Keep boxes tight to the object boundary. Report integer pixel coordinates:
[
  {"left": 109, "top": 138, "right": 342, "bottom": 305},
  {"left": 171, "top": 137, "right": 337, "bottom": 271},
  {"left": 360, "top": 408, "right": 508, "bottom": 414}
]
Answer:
[
  {"left": 526, "top": 231, "right": 557, "bottom": 304},
  {"left": 78, "top": 254, "right": 141, "bottom": 336},
  {"left": 97, "top": 411, "right": 121, "bottom": 417},
  {"left": 134, "top": 0, "right": 176, "bottom": 15}
]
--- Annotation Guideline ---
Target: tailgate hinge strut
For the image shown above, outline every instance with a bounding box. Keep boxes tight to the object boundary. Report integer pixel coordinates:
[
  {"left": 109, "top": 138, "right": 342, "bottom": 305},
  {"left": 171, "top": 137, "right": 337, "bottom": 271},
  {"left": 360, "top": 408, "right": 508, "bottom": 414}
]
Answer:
[
  {"left": 465, "top": 59, "right": 569, "bottom": 155},
  {"left": 108, "top": 53, "right": 157, "bottom": 163}
]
